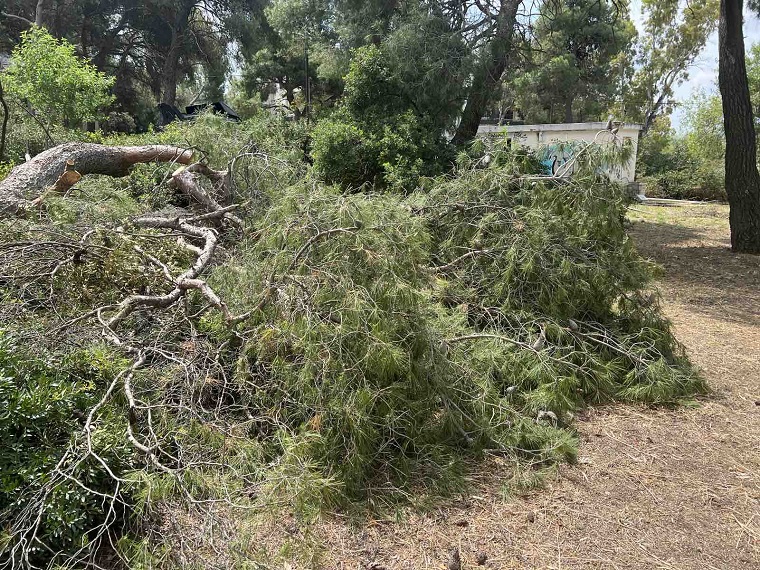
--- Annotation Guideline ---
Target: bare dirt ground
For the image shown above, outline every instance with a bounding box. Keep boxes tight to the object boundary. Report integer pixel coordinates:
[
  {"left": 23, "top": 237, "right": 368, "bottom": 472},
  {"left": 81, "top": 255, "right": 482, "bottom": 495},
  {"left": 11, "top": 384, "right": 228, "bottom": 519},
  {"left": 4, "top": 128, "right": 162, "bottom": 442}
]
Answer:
[{"left": 226, "top": 203, "right": 759, "bottom": 569}]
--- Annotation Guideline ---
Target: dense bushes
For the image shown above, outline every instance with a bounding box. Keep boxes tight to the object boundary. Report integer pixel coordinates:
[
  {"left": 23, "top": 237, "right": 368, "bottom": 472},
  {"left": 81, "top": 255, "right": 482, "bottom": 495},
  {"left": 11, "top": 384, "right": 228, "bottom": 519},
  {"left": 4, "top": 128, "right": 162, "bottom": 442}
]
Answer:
[
  {"left": 2, "top": 28, "right": 113, "bottom": 138},
  {"left": 0, "top": 337, "right": 131, "bottom": 564},
  {"left": 312, "top": 45, "right": 455, "bottom": 191},
  {"left": 644, "top": 166, "right": 725, "bottom": 201},
  {"left": 637, "top": 103, "right": 726, "bottom": 202}
]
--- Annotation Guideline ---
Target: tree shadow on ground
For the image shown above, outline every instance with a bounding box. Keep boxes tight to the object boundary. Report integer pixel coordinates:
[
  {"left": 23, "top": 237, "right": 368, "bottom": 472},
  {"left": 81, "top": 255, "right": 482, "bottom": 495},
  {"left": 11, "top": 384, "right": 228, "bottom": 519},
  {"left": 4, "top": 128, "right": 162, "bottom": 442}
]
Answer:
[{"left": 628, "top": 220, "right": 760, "bottom": 328}]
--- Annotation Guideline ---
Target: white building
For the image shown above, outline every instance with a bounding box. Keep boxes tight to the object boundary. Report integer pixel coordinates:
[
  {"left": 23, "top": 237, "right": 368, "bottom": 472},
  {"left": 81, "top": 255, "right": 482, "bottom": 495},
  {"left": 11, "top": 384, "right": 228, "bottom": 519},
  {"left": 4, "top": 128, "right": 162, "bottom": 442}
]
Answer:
[{"left": 477, "top": 121, "right": 642, "bottom": 183}]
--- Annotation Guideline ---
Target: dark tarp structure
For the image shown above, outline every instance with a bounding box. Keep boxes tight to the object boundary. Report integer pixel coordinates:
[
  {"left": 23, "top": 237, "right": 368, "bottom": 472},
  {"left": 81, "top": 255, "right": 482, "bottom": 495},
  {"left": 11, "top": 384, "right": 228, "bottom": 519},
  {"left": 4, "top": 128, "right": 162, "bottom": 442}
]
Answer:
[{"left": 157, "top": 101, "right": 241, "bottom": 126}]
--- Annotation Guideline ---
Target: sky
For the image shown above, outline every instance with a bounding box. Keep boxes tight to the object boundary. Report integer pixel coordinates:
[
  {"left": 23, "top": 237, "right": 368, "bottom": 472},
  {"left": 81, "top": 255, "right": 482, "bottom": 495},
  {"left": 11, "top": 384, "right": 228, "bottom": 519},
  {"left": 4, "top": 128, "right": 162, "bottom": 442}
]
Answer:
[{"left": 630, "top": 0, "right": 760, "bottom": 131}]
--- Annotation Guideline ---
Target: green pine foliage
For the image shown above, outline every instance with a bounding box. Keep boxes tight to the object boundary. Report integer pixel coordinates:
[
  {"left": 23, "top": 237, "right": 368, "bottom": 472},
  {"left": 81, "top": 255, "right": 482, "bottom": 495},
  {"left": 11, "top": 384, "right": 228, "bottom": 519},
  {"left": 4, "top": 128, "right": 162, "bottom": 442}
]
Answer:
[{"left": 0, "top": 118, "right": 705, "bottom": 567}]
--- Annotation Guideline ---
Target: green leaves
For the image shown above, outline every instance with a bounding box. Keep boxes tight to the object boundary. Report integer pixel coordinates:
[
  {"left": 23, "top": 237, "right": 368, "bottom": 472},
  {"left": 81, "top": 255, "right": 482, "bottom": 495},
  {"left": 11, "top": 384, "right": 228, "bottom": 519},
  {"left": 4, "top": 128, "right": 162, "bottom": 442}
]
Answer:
[
  {"left": 0, "top": 335, "right": 130, "bottom": 560},
  {"left": 312, "top": 44, "right": 455, "bottom": 191},
  {"left": 624, "top": 0, "right": 718, "bottom": 132},
  {"left": 3, "top": 27, "right": 115, "bottom": 126}
]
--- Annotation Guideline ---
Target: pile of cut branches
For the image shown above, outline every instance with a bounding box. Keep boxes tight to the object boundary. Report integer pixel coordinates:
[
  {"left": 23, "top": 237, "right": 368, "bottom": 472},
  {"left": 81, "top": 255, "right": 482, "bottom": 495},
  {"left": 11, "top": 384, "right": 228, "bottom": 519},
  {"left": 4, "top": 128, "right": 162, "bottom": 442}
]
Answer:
[{"left": 0, "top": 123, "right": 703, "bottom": 569}]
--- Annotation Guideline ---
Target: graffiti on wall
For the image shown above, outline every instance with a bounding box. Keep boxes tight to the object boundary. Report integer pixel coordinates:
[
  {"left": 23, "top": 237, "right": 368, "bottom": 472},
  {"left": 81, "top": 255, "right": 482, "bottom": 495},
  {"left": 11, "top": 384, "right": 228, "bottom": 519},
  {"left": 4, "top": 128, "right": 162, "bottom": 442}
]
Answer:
[{"left": 540, "top": 143, "right": 576, "bottom": 176}]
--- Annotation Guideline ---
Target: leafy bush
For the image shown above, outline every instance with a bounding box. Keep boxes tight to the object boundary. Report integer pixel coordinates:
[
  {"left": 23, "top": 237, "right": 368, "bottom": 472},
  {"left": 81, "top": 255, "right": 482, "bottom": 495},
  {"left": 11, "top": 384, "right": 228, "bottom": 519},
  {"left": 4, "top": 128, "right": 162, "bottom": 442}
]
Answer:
[
  {"left": 643, "top": 164, "right": 726, "bottom": 201},
  {"left": 0, "top": 336, "right": 131, "bottom": 563},
  {"left": 312, "top": 45, "right": 454, "bottom": 191},
  {"left": 0, "top": 161, "right": 13, "bottom": 181},
  {"left": 637, "top": 109, "right": 726, "bottom": 201},
  {"left": 310, "top": 117, "right": 372, "bottom": 187},
  {"left": 3, "top": 27, "right": 114, "bottom": 127}
]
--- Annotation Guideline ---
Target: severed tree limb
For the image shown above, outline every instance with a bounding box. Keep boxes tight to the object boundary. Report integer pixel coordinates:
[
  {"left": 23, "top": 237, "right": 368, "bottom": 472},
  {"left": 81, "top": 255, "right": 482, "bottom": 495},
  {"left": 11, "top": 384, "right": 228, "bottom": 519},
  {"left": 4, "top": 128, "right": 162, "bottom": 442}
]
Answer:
[
  {"left": 0, "top": 142, "right": 194, "bottom": 214},
  {"left": 169, "top": 164, "right": 242, "bottom": 227}
]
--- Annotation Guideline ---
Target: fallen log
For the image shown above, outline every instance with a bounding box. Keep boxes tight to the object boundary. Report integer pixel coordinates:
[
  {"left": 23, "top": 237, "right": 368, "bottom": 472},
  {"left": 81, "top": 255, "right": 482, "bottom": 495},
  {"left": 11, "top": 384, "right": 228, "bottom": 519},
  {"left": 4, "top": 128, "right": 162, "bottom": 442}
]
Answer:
[{"left": 0, "top": 142, "right": 194, "bottom": 214}]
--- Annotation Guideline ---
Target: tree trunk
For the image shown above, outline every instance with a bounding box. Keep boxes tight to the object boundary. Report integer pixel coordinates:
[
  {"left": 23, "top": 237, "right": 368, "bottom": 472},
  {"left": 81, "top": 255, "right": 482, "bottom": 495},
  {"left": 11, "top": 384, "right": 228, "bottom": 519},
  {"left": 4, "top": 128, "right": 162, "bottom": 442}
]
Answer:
[
  {"left": 719, "top": 0, "right": 760, "bottom": 253},
  {"left": 0, "top": 78, "right": 9, "bottom": 162},
  {"left": 564, "top": 98, "right": 574, "bottom": 123},
  {"left": 452, "top": 0, "right": 521, "bottom": 146},
  {"left": 159, "top": 2, "right": 196, "bottom": 105},
  {"left": 35, "top": 0, "right": 54, "bottom": 30},
  {"left": 0, "top": 143, "right": 194, "bottom": 215},
  {"left": 160, "top": 43, "right": 181, "bottom": 105}
]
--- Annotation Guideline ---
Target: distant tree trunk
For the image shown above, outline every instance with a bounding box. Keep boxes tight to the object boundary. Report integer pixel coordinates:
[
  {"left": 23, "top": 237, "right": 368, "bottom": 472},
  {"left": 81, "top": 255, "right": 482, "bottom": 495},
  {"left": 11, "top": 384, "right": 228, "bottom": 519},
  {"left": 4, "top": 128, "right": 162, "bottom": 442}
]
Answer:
[
  {"left": 161, "top": 42, "right": 181, "bottom": 105},
  {"left": 719, "top": 0, "right": 760, "bottom": 253},
  {"left": 452, "top": 0, "right": 521, "bottom": 146},
  {"left": 35, "top": 0, "right": 53, "bottom": 30},
  {"left": 0, "top": 78, "right": 9, "bottom": 161},
  {"left": 159, "top": 2, "right": 196, "bottom": 105},
  {"left": 639, "top": 91, "right": 668, "bottom": 137},
  {"left": 564, "top": 98, "right": 574, "bottom": 123}
]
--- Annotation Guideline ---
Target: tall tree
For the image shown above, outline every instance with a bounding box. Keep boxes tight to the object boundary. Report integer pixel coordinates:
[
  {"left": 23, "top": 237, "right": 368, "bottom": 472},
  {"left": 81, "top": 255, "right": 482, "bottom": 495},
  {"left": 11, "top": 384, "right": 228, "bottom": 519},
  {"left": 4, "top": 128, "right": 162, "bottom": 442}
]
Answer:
[
  {"left": 625, "top": 0, "right": 718, "bottom": 135},
  {"left": 719, "top": 0, "right": 760, "bottom": 253},
  {"left": 1, "top": 0, "right": 266, "bottom": 109},
  {"left": 241, "top": 0, "right": 343, "bottom": 118},
  {"left": 451, "top": 0, "right": 521, "bottom": 145},
  {"left": 510, "top": 0, "right": 634, "bottom": 124}
]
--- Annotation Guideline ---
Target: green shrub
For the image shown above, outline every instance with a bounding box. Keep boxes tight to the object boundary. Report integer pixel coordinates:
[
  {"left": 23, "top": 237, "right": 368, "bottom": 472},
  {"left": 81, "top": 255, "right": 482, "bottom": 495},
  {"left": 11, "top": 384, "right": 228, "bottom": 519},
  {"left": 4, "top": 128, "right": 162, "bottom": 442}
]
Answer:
[
  {"left": 3, "top": 27, "right": 114, "bottom": 127},
  {"left": 310, "top": 117, "right": 373, "bottom": 187},
  {"left": 644, "top": 164, "right": 726, "bottom": 201},
  {"left": 0, "top": 335, "right": 131, "bottom": 563},
  {"left": 0, "top": 161, "right": 14, "bottom": 181},
  {"left": 637, "top": 116, "right": 726, "bottom": 202},
  {"left": 311, "top": 45, "right": 454, "bottom": 192}
]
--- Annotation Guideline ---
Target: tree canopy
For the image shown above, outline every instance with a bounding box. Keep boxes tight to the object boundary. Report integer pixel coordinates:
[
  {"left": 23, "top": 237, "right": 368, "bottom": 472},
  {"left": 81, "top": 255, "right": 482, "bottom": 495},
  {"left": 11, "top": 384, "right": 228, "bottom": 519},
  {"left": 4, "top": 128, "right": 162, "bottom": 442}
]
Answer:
[
  {"left": 4, "top": 27, "right": 114, "bottom": 125},
  {"left": 623, "top": 0, "right": 719, "bottom": 134},
  {"left": 510, "top": 0, "right": 635, "bottom": 124}
]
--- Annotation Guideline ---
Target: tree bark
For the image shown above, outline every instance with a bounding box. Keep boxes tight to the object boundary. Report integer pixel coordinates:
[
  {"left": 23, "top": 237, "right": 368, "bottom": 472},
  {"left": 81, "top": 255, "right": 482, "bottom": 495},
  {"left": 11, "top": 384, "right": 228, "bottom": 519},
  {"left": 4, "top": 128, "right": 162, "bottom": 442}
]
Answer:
[
  {"left": 35, "top": 0, "right": 54, "bottom": 30},
  {"left": 564, "top": 98, "right": 574, "bottom": 123},
  {"left": 0, "top": 78, "right": 9, "bottom": 162},
  {"left": 160, "top": 41, "right": 181, "bottom": 105},
  {"left": 0, "top": 142, "right": 194, "bottom": 215},
  {"left": 452, "top": 0, "right": 521, "bottom": 146},
  {"left": 159, "top": 1, "right": 196, "bottom": 105},
  {"left": 719, "top": 0, "right": 760, "bottom": 253}
]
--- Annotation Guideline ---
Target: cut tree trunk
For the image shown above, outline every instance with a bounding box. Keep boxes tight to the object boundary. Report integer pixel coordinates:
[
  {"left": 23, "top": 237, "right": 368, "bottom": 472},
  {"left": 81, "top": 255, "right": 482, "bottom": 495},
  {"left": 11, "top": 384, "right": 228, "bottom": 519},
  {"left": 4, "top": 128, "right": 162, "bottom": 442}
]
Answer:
[
  {"left": 719, "top": 0, "right": 760, "bottom": 253},
  {"left": 0, "top": 142, "right": 194, "bottom": 215}
]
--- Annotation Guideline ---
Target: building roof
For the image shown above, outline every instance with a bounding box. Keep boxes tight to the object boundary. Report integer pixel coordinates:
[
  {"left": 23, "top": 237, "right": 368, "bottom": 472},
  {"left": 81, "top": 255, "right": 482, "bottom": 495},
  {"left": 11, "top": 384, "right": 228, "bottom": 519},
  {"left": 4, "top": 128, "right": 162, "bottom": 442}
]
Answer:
[{"left": 479, "top": 121, "right": 643, "bottom": 134}]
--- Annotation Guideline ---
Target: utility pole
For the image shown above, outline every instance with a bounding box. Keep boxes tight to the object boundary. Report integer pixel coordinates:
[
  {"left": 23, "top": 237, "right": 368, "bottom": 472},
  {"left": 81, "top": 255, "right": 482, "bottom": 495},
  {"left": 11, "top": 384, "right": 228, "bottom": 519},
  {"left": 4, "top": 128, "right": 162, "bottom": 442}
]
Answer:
[{"left": 304, "top": 40, "right": 311, "bottom": 125}]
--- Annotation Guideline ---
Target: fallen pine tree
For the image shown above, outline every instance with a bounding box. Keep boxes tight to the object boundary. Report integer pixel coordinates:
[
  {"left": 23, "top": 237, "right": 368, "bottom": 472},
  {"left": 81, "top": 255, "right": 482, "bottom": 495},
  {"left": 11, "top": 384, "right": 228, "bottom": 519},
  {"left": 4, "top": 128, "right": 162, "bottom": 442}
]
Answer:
[
  {"left": 0, "top": 142, "right": 195, "bottom": 214},
  {"left": 0, "top": 119, "right": 704, "bottom": 569}
]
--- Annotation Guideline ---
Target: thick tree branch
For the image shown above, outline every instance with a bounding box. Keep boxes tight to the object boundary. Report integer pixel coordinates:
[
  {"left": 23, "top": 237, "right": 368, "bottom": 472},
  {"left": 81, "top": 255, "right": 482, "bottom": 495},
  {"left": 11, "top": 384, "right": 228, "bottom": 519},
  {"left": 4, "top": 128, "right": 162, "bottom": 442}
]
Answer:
[
  {"left": 0, "top": 142, "right": 194, "bottom": 214},
  {"left": 1, "top": 11, "right": 34, "bottom": 25}
]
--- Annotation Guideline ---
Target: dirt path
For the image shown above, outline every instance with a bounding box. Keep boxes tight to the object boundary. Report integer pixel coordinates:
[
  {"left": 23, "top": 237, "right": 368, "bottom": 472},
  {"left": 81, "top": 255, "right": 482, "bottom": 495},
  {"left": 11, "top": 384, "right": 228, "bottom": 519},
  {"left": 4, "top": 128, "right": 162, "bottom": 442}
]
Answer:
[{"left": 277, "top": 203, "right": 756, "bottom": 570}]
